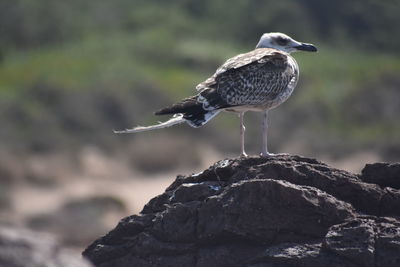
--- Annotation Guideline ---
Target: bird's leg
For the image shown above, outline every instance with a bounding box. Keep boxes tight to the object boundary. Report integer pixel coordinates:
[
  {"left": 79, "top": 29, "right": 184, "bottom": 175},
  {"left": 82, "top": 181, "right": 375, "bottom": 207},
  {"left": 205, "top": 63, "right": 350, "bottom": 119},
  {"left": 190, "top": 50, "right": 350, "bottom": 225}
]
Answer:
[
  {"left": 260, "top": 110, "right": 272, "bottom": 157},
  {"left": 260, "top": 111, "right": 289, "bottom": 157},
  {"left": 239, "top": 112, "right": 248, "bottom": 157}
]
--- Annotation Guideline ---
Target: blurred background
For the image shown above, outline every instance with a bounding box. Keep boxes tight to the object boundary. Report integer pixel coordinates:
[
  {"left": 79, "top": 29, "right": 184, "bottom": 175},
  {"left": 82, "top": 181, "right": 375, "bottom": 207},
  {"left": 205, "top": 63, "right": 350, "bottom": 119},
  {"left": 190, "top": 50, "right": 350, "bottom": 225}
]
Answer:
[{"left": 0, "top": 0, "right": 399, "bottom": 252}]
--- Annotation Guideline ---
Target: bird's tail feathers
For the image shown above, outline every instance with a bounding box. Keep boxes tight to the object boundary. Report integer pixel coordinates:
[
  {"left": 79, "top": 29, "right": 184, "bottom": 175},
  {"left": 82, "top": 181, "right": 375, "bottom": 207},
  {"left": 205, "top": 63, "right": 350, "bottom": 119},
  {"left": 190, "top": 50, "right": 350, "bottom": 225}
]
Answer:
[
  {"left": 186, "top": 110, "right": 220, "bottom": 127},
  {"left": 113, "top": 114, "right": 185, "bottom": 134}
]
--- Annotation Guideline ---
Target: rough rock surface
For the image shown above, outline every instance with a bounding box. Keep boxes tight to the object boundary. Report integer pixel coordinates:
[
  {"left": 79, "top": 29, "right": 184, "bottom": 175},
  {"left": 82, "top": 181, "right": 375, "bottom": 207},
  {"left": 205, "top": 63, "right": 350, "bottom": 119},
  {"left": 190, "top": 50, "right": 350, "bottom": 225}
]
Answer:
[
  {"left": 360, "top": 162, "right": 400, "bottom": 189},
  {"left": 83, "top": 155, "right": 400, "bottom": 267},
  {"left": 0, "top": 225, "right": 92, "bottom": 267}
]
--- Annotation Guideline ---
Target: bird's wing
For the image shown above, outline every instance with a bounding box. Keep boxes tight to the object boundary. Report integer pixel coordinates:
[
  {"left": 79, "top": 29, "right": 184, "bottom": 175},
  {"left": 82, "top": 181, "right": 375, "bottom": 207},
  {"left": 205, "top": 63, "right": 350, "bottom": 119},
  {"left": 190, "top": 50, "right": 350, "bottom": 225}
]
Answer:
[
  {"left": 196, "top": 48, "right": 296, "bottom": 108},
  {"left": 196, "top": 48, "right": 285, "bottom": 91}
]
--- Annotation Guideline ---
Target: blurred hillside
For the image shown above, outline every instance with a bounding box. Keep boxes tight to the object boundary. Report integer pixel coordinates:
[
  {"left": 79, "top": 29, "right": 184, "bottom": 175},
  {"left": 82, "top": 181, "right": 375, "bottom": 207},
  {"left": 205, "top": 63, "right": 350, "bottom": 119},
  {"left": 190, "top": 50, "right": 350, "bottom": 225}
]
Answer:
[{"left": 0, "top": 0, "right": 399, "bottom": 251}]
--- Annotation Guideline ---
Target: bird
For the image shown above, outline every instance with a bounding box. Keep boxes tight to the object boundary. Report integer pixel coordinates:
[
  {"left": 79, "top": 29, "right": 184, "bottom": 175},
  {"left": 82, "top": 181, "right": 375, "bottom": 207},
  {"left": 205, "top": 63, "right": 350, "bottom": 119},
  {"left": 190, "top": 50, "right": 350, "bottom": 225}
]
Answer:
[{"left": 114, "top": 32, "right": 317, "bottom": 157}]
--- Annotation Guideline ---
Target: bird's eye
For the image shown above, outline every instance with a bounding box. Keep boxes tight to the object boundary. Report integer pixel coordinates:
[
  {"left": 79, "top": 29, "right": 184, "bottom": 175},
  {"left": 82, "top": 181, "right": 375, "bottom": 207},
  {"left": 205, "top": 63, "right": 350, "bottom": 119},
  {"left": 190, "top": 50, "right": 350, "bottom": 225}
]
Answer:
[{"left": 276, "top": 37, "right": 289, "bottom": 46}]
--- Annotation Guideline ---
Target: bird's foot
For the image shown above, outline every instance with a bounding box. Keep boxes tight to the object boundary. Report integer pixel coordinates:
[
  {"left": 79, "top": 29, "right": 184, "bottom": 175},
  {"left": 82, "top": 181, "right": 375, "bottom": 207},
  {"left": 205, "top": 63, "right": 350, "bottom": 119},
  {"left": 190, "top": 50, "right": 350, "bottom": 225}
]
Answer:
[
  {"left": 260, "top": 152, "right": 274, "bottom": 157},
  {"left": 240, "top": 152, "right": 248, "bottom": 158},
  {"left": 260, "top": 152, "right": 289, "bottom": 157}
]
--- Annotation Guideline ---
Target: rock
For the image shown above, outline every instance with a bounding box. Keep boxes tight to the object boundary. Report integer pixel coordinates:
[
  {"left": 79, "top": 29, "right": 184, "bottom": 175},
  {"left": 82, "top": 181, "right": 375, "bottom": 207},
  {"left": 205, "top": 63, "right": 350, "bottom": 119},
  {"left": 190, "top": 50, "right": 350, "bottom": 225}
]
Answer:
[
  {"left": 375, "top": 217, "right": 400, "bottom": 267},
  {"left": 323, "top": 216, "right": 400, "bottom": 267},
  {"left": 165, "top": 155, "right": 395, "bottom": 216},
  {"left": 197, "top": 179, "right": 354, "bottom": 244},
  {"left": 323, "top": 217, "right": 376, "bottom": 267},
  {"left": 0, "top": 225, "right": 92, "bottom": 267},
  {"left": 360, "top": 162, "right": 400, "bottom": 189},
  {"left": 250, "top": 242, "right": 356, "bottom": 267},
  {"left": 82, "top": 155, "right": 400, "bottom": 267}
]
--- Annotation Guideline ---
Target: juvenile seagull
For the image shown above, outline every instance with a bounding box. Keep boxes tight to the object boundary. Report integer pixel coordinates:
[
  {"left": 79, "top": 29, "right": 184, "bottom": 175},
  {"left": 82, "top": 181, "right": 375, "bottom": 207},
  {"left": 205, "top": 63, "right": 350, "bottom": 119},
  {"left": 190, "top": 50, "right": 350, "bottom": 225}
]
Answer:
[{"left": 115, "top": 32, "right": 317, "bottom": 157}]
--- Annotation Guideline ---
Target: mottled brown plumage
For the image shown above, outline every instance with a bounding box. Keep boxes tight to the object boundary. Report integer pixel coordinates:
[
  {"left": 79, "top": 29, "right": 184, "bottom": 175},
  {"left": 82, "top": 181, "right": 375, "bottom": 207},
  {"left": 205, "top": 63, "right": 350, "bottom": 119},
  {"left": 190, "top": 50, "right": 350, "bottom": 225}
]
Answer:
[{"left": 196, "top": 48, "right": 298, "bottom": 111}]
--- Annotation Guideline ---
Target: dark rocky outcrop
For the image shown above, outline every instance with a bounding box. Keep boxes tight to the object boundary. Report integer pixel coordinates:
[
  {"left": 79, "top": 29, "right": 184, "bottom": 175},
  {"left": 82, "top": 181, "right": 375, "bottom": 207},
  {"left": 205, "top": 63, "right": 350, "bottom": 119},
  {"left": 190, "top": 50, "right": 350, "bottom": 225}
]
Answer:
[
  {"left": 0, "top": 226, "right": 92, "bottom": 267},
  {"left": 360, "top": 162, "right": 400, "bottom": 189},
  {"left": 82, "top": 155, "right": 400, "bottom": 267}
]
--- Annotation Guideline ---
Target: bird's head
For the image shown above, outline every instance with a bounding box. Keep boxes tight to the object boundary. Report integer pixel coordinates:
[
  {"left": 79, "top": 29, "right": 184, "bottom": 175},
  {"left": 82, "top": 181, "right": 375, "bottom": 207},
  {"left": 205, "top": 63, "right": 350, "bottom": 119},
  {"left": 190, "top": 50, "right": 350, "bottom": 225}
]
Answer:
[{"left": 256, "top": 32, "right": 317, "bottom": 53}]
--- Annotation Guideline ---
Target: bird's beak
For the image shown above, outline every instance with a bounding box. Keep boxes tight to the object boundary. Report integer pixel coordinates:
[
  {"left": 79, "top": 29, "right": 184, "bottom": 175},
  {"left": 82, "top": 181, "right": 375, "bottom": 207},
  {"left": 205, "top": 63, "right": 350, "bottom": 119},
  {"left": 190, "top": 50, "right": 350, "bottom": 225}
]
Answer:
[{"left": 295, "top": 43, "right": 317, "bottom": 52}]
